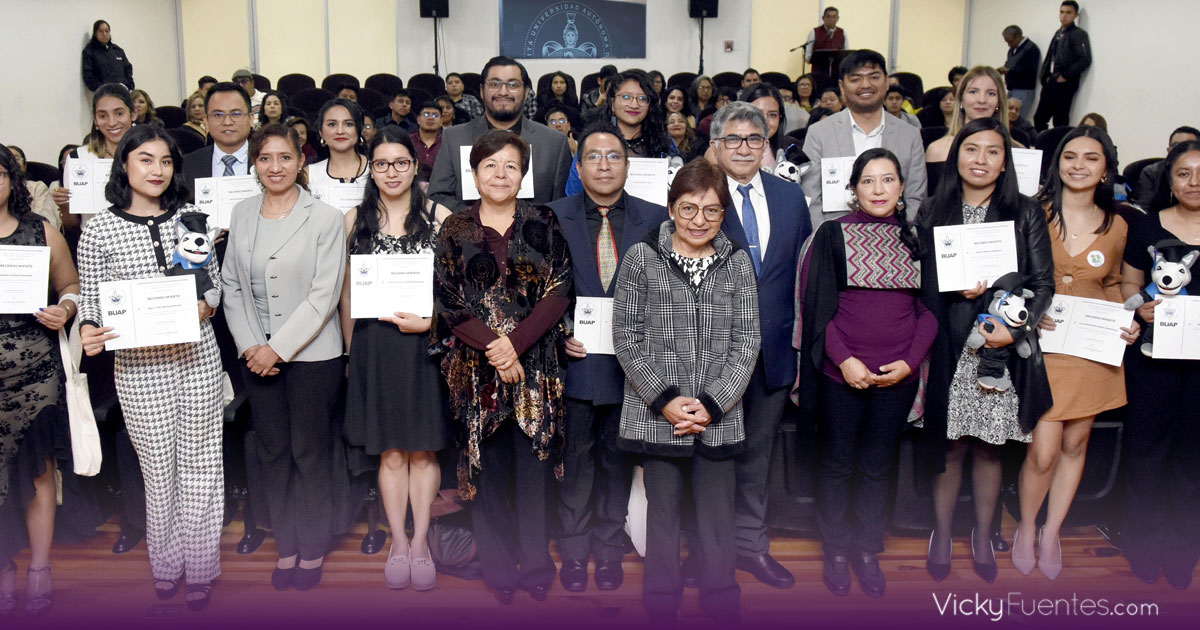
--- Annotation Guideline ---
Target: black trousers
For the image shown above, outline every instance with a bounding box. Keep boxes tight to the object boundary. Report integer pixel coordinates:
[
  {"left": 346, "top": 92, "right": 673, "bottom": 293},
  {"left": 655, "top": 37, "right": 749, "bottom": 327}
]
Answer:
[
  {"left": 557, "top": 398, "right": 632, "bottom": 563},
  {"left": 1033, "top": 79, "right": 1079, "bottom": 131},
  {"left": 733, "top": 358, "right": 791, "bottom": 557},
  {"left": 243, "top": 358, "right": 342, "bottom": 560},
  {"left": 1122, "top": 353, "right": 1200, "bottom": 574},
  {"left": 816, "top": 376, "right": 918, "bottom": 555},
  {"left": 471, "top": 420, "right": 556, "bottom": 591},
  {"left": 643, "top": 452, "right": 739, "bottom": 623}
]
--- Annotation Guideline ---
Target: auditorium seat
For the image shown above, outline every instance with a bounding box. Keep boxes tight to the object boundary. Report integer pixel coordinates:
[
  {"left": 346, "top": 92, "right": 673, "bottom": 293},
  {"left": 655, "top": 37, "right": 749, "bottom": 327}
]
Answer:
[
  {"left": 364, "top": 73, "right": 404, "bottom": 98},
  {"left": 920, "top": 125, "right": 948, "bottom": 149},
  {"left": 711, "top": 71, "right": 741, "bottom": 91},
  {"left": 24, "top": 161, "right": 59, "bottom": 186},
  {"left": 155, "top": 105, "right": 187, "bottom": 128},
  {"left": 253, "top": 73, "right": 272, "bottom": 92},
  {"left": 408, "top": 73, "right": 446, "bottom": 98},
  {"left": 355, "top": 87, "right": 387, "bottom": 116},
  {"left": 292, "top": 88, "right": 336, "bottom": 119},
  {"left": 407, "top": 88, "right": 434, "bottom": 109},
  {"left": 765, "top": 407, "right": 818, "bottom": 534},
  {"left": 166, "top": 127, "right": 204, "bottom": 155},
  {"left": 890, "top": 71, "right": 925, "bottom": 101},
  {"left": 667, "top": 71, "right": 697, "bottom": 90},
  {"left": 536, "top": 71, "right": 578, "bottom": 101},
  {"left": 579, "top": 72, "right": 601, "bottom": 96},
  {"left": 458, "top": 72, "right": 482, "bottom": 96},
  {"left": 322, "top": 73, "right": 360, "bottom": 93},
  {"left": 760, "top": 71, "right": 791, "bottom": 91},
  {"left": 1036, "top": 126, "right": 1074, "bottom": 181},
  {"left": 277, "top": 73, "right": 316, "bottom": 98},
  {"left": 1122, "top": 157, "right": 1160, "bottom": 197}
]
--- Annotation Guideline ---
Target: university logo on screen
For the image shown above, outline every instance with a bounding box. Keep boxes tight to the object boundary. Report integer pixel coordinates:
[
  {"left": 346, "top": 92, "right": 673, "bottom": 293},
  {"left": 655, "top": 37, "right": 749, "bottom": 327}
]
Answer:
[{"left": 524, "top": 5, "right": 612, "bottom": 58}]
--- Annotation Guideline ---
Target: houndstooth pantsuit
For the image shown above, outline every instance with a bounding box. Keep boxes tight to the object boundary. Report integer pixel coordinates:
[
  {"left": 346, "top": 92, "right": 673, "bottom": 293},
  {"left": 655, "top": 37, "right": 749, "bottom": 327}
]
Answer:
[{"left": 77, "top": 206, "right": 225, "bottom": 584}]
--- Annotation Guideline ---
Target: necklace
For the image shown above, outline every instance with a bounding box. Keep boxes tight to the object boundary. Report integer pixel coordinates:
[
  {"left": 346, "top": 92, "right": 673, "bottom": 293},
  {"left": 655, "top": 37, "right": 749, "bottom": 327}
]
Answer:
[{"left": 259, "top": 199, "right": 291, "bottom": 221}]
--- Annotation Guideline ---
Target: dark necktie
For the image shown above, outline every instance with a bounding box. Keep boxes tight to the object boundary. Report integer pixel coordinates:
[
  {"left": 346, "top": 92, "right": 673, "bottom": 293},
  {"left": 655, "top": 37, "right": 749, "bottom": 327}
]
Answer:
[{"left": 737, "top": 183, "right": 762, "bottom": 276}]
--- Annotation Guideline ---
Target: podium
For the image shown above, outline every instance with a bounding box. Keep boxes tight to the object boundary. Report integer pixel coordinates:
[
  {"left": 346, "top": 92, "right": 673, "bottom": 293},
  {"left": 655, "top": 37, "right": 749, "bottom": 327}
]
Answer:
[{"left": 811, "top": 49, "right": 852, "bottom": 79}]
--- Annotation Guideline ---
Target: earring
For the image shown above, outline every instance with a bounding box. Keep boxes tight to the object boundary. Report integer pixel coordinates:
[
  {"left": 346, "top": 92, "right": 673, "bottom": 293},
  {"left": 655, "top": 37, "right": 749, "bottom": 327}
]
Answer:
[
  {"left": 1101, "top": 176, "right": 1108, "bottom": 184},
  {"left": 897, "top": 197, "right": 906, "bottom": 210}
]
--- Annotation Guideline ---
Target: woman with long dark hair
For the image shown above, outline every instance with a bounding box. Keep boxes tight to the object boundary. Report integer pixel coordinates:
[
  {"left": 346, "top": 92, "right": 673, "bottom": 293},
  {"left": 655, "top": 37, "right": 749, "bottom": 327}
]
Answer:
[
  {"left": 0, "top": 145, "right": 80, "bottom": 618},
  {"left": 1011, "top": 125, "right": 1138, "bottom": 580},
  {"left": 739, "top": 83, "right": 788, "bottom": 170},
  {"left": 535, "top": 71, "right": 579, "bottom": 123},
  {"left": 131, "top": 89, "right": 160, "bottom": 127},
  {"left": 257, "top": 90, "right": 289, "bottom": 128},
  {"left": 81, "top": 19, "right": 133, "bottom": 91},
  {"left": 340, "top": 127, "right": 452, "bottom": 591},
  {"left": 797, "top": 148, "right": 935, "bottom": 598},
  {"left": 688, "top": 75, "right": 716, "bottom": 121},
  {"left": 1119, "top": 139, "right": 1200, "bottom": 589},
  {"left": 917, "top": 117, "right": 1054, "bottom": 584},
  {"left": 77, "top": 125, "right": 224, "bottom": 610},
  {"left": 307, "top": 98, "right": 369, "bottom": 210}
]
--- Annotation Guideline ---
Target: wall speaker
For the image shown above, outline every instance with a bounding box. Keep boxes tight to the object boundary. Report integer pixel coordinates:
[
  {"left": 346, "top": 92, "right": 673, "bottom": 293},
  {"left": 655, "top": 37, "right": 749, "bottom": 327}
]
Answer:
[
  {"left": 689, "top": 0, "right": 718, "bottom": 18},
  {"left": 420, "top": 0, "right": 449, "bottom": 18}
]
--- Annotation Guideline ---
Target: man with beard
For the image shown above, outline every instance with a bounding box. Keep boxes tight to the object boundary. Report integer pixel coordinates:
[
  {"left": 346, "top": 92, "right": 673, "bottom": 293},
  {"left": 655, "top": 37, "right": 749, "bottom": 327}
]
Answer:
[
  {"left": 801, "top": 50, "right": 926, "bottom": 227},
  {"left": 428, "top": 56, "right": 573, "bottom": 211}
]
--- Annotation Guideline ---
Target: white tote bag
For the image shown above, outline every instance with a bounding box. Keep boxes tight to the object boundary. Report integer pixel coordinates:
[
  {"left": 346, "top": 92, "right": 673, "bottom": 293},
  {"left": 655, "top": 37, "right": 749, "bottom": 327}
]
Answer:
[
  {"left": 624, "top": 465, "right": 648, "bottom": 557},
  {"left": 58, "top": 321, "right": 102, "bottom": 476}
]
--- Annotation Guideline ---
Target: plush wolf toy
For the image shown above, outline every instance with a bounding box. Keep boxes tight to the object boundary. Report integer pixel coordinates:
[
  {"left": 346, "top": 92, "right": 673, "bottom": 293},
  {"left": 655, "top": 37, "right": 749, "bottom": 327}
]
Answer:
[
  {"left": 1123, "top": 239, "right": 1198, "bottom": 357},
  {"left": 167, "top": 212, "right": 221, "bottom": 308},
  {"left": 965, "top": 272, "right": 1034, "bottom": 391}
]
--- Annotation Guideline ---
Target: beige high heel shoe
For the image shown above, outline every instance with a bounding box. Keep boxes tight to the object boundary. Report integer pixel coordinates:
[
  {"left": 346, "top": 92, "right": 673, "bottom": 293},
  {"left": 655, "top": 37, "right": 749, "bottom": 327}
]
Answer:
[
  {"left": 1011, "top": 528, "right": 1036, "bottom": 575},
  {"left": 1036, "top": 528, "right": 1063, "bottom": 581}
]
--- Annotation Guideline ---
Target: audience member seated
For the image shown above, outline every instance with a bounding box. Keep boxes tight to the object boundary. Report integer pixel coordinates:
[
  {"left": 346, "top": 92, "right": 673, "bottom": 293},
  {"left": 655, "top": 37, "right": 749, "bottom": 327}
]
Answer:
[
  {"left": 817, "top": 86, "right": 843, "bottom": 113},
  {"left": 667, "top": 111, "right": 704, "bottom": 162},
  {"left": 131, "top": 89, "right": 160, "bottom": 127},
  {"left": 5, "top": 146, "right": 61, "bottom": 230},
  {"left": 916, "top": 87, "right": 954, "bottom": 129},
  {"left": 232, "top": 69, "right": 265, "bottom": 115},
  {"left": 534, "top": 71, "right": 579, "bottom": 124},
  {"left": 885, "top": 86, "right": 920, "bottom": 128},
  {"left": 1129, "top": 125, "right": 1200, "bottom": 209},
  {"left": 411, "top": 101, "right": 444, "bottom": 183},
  {"left": 257, "top": 90, "right": 289, "bottom": 128},
  {"left": 794, "top": 73, "right": 816, "bottom": 112},
  {"left": 1079, "top": 112, "right": 1107, "bottom": 131},
  {"left": 181, "top": 91, "right": 208, "bottom": 143},
  {"left": 381, "top": 89, "right": 417, "bottom": 134},
  {"left": 445, "top": 72, "right": 483, "bottom": 120},
  {"left": 286, "top": 116, "right": 318, "bottom": 163},
  {"left": 544, "top": 105, "right": 580, "bottom": 156}
]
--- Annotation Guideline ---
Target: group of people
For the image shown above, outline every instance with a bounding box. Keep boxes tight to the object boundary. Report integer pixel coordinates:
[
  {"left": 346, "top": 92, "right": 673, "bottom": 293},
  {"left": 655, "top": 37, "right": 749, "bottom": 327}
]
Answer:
[{"left": 2, "top": 1, "right": 1198, "bottom": 623}]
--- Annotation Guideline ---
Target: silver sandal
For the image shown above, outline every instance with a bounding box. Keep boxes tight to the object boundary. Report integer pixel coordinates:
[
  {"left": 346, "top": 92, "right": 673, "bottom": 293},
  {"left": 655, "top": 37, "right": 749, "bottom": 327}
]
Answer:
[{"left": 23, "top": 564, "right": 52, "bottom": 617}]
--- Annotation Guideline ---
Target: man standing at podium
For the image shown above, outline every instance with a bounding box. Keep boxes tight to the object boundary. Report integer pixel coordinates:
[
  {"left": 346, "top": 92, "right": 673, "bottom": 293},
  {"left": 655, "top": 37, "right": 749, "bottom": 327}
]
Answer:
[{"left": 806, "top": 6, "right": 848, "bottom": 78}]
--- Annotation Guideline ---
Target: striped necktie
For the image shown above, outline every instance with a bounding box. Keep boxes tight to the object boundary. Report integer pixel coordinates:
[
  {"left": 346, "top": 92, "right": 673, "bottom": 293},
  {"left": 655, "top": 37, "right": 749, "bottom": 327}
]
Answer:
[
  {"left": 597, "top": 206, "right": 618, "bottom": 292},
  {"left": 220, "top": 154, "right": 238, "bottom": 176}
]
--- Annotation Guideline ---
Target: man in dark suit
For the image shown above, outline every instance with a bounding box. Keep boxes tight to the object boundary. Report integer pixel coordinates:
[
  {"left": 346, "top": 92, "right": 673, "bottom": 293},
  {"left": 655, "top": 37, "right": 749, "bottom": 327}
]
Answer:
[
  {"left": 428, "top": 56, "right": 573, "bottom": 211},
  {"left": 708, "top": 102, "right": 812, "bottom": 589},
  {"left": 182, "top": 82, "right": 254, "bottom": 196},
  {"left": 547, "top": 123, "right": 668, "bottom": 593}
]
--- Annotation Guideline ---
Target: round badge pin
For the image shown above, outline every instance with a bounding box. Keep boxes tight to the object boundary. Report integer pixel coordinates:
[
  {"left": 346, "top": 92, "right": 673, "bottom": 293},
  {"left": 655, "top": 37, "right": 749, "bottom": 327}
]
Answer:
[{"left": 1086, "top": 250, "right": 1105, "bottom": 267}]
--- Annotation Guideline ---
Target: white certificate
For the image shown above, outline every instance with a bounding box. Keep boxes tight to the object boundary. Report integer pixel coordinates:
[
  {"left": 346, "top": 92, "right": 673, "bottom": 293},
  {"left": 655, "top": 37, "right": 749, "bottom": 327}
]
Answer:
[
  {"left": 933, "top": 221, "right": 1019, "bottom": 292},
  {"left": 573, "top": 297, "right": 615, "bottom": 355},
  {"left": 65, "top": 157, "right": 113, "bottom": 214},
  {"left": 1152, "top": 295, "right": 1200, "bottom": 360},
  {"left": 1038, "top": 294, "right": 1134, "bottom": 367},
  {"left": 310, "top": 180, "right": 367, "bottom": 213},
  {"left": 625, "top": 157, "right": 669, "bottom": 206},
  {"left": 193, "top": 174, "right": 259, "bottom": 228},
  {"left": 99, "top": 276, "right": 201, "bottom": 350},
  {"left": 349, "top": 253, "right": 434, "bottom": 318},
  {"left": 1012, "top": 148, "right": 1044, "bottom": 196},
  {"left": 820, "top": 156, "right": 856, "bottom": 213},
  {"left": 459, "top": 145, "right": 534, "bottom": 200},
  {"left": 0, "top": 245, "right": 51, "bottom": 314}
]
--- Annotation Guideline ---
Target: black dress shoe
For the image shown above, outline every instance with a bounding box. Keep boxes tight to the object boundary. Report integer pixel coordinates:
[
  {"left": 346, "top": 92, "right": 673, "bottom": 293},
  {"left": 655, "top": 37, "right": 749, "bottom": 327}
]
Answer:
[
  {"left": 990, "top": 530, "right": 1010, "bottom": 553},
  {"left": 681, "top": 553, "right": 700, "bottom": 590},
  {"left": 237, "top": 529, "right": 267, "bottom": 555},
  {"left": 560, "top": 559, "right": 588, "bottom": 592},
  {"left": 271, "top": 567, "right": 294, "bottom": 591},
  {"left": 851, "top": 552, "right": 886, "bottom": 598},
  {"left": 1163, "top": 564, "right": 1193, "bottom": 590},
  {"left": 112, "top": 530, "right": 144, "bottom": 554},
  {"left": 970, "top": 528, "right": 998, "bottom": 584},
  {"left": 594, "top": 559, "right": 624, "bottom": 591},
  {"left": 926, "top": 531, "right": 951, "bottom": 583},
  {"left": 822, "top": 554, "right": 851, "bottom": 596},
  {"left": 1128, "top": 556, "right": 1160, "bottom": 584},
  {"left": 494, "top": 587, "right": 515, "bottom": 605},
  {"left": 736, "top": 553, "right": 795, "bottom": 589},
  {"left": 525, "top": 584, "right": 550, "bottom": 601},
  {"left": 293, "top": 564, "right": 323, "bottom": 591}
]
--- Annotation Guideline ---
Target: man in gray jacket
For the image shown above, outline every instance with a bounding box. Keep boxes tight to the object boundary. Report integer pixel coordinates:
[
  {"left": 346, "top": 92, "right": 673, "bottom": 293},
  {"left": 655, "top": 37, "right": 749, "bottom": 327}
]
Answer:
[
  {"left": 801, "top": 50, "right": 926, "bottom": 228},
  {"left": 427, "top": 56, "right": 573, "bottom": 211}
]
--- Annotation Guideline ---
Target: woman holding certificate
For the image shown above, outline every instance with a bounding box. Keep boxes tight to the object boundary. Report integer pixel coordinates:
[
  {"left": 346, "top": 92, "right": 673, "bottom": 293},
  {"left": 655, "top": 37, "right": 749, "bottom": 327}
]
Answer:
[
  {"left": 432, "top": 130, "right": 571, "bottom": 605},
  {"left": 796, "top": 148, "right": 936, "bottom": 598},
  {"left": 51, "top": 83, "right": 135, "bottom": 216},
  {"left": 76, "top": 125, "right": 224, "bottom": 610},
  {"left": 222, "top": 123, "right": 347, "bottom": 591},
  {"left": 1011, "top": 126, "right": 1138, "bottom": 580},
  {"left": 340, "top": 127, "right": 451, "bottom": 591},
  {"left": 917, "top": 117, "right": 1054, "bottom": 583},
  {"left": 0, "top": 145, "right": 80, "bottom": 617},
  {"left": 1119, "top": 139, "right": 1200, "bottom": 589}
]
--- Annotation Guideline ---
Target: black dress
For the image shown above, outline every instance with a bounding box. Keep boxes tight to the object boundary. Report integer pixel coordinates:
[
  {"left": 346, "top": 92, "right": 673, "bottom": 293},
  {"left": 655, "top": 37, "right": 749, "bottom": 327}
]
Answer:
[
  {"left": 344, "top": 229, "right": 449, "bottom": 465},
  {"left": 0, "top": 215, "right": 68, "bottom": 567}
]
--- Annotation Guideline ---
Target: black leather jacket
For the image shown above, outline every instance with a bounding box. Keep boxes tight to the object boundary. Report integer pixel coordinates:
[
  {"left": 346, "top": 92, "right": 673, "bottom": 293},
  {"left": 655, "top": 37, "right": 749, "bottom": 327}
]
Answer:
[
  {"left": 1039, "top": 24, "right": 1091, "bottom": 84},
  {"left": 82, "top": 41, "right": 134, "bottom": 91}
]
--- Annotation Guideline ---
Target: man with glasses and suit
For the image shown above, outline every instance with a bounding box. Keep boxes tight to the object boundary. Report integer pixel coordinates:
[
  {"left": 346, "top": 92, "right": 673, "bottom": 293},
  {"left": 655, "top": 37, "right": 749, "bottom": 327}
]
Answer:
[
  {"left": 547, "top": 122, "right": 667, "bottom": 593},
  {"left": 702, "top": 101, "right": 811, "bottom": 589},
  {"left": 428, "top": 56, "right": 573, "bottom": 211}
]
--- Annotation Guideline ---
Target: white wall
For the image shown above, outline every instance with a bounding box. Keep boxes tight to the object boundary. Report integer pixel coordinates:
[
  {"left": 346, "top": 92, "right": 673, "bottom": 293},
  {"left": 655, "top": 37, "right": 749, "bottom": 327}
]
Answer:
[
  {"left": 0, "top": 0, "right": 182, "bottom": 165},
  {"left": 967, "top": 0, "right": 1200, "bottom": 164}
]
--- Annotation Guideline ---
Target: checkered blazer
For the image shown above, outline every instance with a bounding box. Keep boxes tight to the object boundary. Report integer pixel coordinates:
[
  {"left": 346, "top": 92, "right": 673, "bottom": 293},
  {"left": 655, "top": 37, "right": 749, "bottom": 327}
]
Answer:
[{"left": 613, "top": 222, "right": 761, "bottom": 459}]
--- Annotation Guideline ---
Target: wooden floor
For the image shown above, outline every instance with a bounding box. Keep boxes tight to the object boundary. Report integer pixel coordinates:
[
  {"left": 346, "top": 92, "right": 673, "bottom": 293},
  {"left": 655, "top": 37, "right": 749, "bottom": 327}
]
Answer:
[{"left": 7, "top": 518, "right": 1199, "bottom": 629}]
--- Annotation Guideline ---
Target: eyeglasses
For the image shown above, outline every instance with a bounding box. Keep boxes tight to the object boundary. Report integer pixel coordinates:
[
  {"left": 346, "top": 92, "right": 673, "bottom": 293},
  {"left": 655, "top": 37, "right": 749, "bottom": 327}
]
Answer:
[
  {"left": 548, "top": 118, "right": 568, "bottom": 127},
  {"left": 675, "top": 203, "right": 724, "bottom": 222},
  {"left": 370, "top": 158, "right": 414, "bottom": 173},
  {"left": 581, "top": 151, "right": 625, "bottom": 164},
  {"left": 485, "top": 79, "right": 523, "bottom": 92},
  {"left": 615, "top": 93, "right": 649, "bottom": 105},
  {"left": 362, "top": 123, "right": 375, "bottom": 130},
  {"left": 714, "top": 134, "right": 766, "bottom": 149},
  {"left": 420, "top": 111, "right": 440, "bottom": 118},
  {"left": 210, "top": 110, "right": 247, "bottom": 122}
]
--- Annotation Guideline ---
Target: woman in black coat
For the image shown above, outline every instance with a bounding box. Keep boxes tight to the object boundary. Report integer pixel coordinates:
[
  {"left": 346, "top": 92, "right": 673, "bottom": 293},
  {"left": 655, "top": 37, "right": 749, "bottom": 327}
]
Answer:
[{"left": 81, "top": 20, "right": 134, "bottom": 91}]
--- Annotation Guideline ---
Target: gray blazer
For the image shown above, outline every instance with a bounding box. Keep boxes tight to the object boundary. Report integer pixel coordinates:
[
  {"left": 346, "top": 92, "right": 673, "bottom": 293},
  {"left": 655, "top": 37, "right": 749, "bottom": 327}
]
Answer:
[
  {"left": 221, "top": 187, "right": 346, "bottom": 363},
  {"left": 801, "top": 109, "right": 927, "bottom": 228},
  {"left": 426, "top": 116, "right": 573, "bottom": 212}
]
